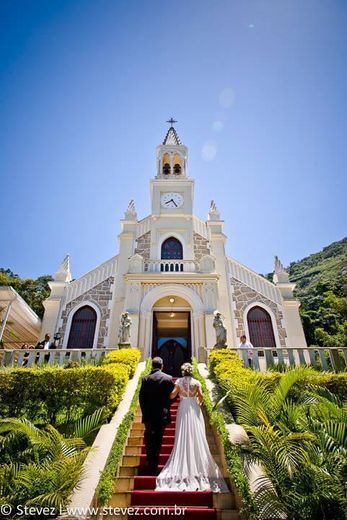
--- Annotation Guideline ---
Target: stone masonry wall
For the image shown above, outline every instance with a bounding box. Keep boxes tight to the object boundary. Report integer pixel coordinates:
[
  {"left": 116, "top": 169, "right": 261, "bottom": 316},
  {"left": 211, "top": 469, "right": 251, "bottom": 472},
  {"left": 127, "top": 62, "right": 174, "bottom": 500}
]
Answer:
[
  {"left": 231, "top": 277, "right": 287, "bottom": 347},
  {"left": 193, "top": 233, "right": 210, "bottom": 262},
  {"left": 134, "top": 231, "right": 151, "bottom": 259},
  {"left": 59, "top": 276, "right": 114, "bottom": 348}
]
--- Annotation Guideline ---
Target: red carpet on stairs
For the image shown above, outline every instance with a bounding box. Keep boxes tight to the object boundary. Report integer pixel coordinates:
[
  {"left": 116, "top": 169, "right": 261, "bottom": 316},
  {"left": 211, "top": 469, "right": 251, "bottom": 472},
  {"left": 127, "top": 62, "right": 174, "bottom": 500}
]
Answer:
[{"left": 132, "top": 398, "right": 217, "bottom": 519}]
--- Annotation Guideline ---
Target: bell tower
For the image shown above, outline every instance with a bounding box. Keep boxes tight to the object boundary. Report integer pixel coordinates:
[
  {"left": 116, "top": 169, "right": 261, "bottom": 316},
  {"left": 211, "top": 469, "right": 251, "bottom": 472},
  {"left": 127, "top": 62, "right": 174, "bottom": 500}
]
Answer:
[
  {"left": 151, "top": 120, "right": 194, "bottom": 215},
  {"left": 156, "top": 119, "right": 188, "bottom": 179}
]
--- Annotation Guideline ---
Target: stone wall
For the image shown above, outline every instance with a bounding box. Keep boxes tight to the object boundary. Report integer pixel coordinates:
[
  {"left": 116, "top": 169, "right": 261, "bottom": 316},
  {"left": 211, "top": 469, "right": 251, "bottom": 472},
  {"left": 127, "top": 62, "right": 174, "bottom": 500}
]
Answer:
[
  {"left": 193, "top": 233, "right": 210, "bottom": 262},
  {"left": 58, "top": 276, "right": 114, "bottom": 348},
  {"left": 134, "top": 231, "right": 151, "bottom": 259},
  {"left": 231, "top": 277, "right": 287, "bottom": 347}
]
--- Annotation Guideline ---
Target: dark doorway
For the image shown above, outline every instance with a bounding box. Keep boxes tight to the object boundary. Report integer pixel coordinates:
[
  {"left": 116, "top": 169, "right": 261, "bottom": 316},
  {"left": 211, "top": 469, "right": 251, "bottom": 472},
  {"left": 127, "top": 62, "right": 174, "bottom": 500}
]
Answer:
[
  {"left": 67, "top": 305, "right": 97, "bottom": 349},
  {"left": 152, "top": 311, "right": 191, "bottom": 376}
]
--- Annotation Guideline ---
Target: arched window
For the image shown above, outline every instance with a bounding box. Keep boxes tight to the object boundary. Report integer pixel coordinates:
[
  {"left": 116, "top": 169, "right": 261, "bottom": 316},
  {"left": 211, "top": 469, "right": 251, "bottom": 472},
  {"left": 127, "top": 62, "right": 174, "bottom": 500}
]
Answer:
[
  {"left": 247, "top": 306, "right": 276, "bottom": 349},
  {"left": 67, "top": 305, "right": 97, "bottom": 349},
  {"left": 161, "top": 237, "right": 183, "bottom": 260}
]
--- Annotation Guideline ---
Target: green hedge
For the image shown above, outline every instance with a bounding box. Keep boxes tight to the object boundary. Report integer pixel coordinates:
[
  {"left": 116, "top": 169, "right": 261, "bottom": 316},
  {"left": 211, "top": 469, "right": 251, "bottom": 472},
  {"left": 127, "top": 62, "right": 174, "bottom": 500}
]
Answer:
[
  {"left": 209, "top": 350, "right": 347, "bottom": 401},
  {"left": 0, "top": 364, "right": 130, "bottom": 425},
  {"left": 102, "top": 348, "right": 141, "bottom": 377}
]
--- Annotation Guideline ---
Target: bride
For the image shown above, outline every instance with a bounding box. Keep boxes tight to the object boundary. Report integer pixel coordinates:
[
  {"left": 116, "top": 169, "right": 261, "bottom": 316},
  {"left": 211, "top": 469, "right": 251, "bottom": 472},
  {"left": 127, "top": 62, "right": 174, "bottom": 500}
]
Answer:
[{"left": 156, "top": 362, "right": 228, "bottom": 492}]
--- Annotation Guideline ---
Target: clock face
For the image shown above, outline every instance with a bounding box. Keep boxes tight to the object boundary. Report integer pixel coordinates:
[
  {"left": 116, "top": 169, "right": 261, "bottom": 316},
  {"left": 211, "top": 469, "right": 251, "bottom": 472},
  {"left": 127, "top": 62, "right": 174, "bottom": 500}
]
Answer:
[{"left": 160, "top": 192, "right": 184, "bottom": 209}]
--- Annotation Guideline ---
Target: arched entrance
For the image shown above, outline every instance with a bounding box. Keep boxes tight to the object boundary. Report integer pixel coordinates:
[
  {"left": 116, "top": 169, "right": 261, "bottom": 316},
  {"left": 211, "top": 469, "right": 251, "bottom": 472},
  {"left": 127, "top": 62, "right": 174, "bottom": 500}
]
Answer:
[
  {"left": 247, "top": 305, "right": 276, "bottom": 348},
  {"left": 67, "top": 305, "right": 97, "bottom": 349},
  {"left": 139, "top": 284, "right": 205, "bottom": 364}
]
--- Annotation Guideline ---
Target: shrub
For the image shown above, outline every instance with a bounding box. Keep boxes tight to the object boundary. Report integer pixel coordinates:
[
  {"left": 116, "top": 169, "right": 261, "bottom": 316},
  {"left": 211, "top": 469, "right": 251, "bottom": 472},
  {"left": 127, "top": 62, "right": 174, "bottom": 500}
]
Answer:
[
  {"left": 102, "top": 348, "right": 141, "bottom": 377},
  {"left": 0, "top": 364, "right": 130, "bottom": 425},
  {"left": 209, "top": 350, "right": 347, "bottom": 401},
  {"left": 208, "top": 349, "right": 242, "bottom": 377}
]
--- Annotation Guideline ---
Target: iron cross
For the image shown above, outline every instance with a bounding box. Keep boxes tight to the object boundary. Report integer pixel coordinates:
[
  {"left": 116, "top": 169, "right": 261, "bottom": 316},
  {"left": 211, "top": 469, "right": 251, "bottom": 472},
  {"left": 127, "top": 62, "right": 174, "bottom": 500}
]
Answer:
[{"left": 166, "top": 117, "right": 177, "bottom": 126}]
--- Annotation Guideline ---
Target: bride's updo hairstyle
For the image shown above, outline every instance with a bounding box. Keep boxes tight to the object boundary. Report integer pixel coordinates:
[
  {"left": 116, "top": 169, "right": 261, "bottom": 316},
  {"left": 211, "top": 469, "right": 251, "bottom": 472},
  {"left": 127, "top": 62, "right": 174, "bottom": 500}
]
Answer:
[{"left": 181, "top": 362, "right": 193, "bottom": 377}]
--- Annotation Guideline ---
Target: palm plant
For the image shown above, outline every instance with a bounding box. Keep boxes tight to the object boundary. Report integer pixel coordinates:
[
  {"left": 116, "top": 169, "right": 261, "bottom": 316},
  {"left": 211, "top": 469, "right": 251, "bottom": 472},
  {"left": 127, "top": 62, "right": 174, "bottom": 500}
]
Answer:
[
  {"left": 0, "top": 408, "right": 105, "bottom": 512},
  {"left": 228, "top": 368, "right": 347, "bottom": 520}
]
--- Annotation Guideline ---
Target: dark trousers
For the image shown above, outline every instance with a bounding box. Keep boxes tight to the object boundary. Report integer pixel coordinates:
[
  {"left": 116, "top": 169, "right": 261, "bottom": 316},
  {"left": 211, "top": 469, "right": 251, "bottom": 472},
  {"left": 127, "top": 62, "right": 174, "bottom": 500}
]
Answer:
[{"left": 144, "top": 421, "right": 164, "bottom": 470}]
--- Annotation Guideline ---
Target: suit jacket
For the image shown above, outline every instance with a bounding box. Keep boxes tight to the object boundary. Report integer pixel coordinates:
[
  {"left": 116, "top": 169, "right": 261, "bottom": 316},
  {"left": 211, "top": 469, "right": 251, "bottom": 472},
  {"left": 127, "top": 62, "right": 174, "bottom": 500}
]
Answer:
[
  {"left": 36, "top": 340, "right": 56, "bottom": 350},
  {"left": 139, "top": 369, "right": 175, "bottom": 425}
]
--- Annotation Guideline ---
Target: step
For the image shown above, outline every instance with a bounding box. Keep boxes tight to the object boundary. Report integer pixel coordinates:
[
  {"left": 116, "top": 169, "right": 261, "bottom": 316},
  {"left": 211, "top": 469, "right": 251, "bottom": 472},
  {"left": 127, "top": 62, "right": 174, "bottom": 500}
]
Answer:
[
  {"left": 134, "top": 476, "right": 157, "bottom": 490},
  {"left": 114, "top": 477, "right": 134, "bottom": 492},
  {"left": 131, "top": 490, "right": 214, "bottom": 507},
  {"left": 134, "top": 416, "right": 177, "bottom": 424},
  {"left": 137, "top": 464, "right": 164, "bottom": 476},
  {"left": 141, "top": 444, "right": 173, "bottom": 454},
  {"left": 141, "top": 453, "right": 170, "bottom": 466},
  {"left": 216, "top": 511, "right": 242, "bottom": 520},
  {"left": 119, "top": 466, "right": 137, "bottom": 477},
  {"left": 125, "top": 444, "right": 173, "bottom": 456},
  {"left": 103, "top": 508, "right": 217, "bottom": 520}
]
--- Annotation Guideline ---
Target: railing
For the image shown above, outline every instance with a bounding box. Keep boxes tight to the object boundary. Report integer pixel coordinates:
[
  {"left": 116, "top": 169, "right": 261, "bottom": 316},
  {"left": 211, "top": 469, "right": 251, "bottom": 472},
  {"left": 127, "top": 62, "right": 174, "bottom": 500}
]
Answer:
[
  {"left": 2, "top": 346, "right": 346, "bottom": 372},
  {"left": 144, "top": 259, "right": 197, "bottom": 273},
  {"left": 0, "top": 348, "right": 119, "bottom": 368},
  {"left": 64, "top": 256, "right": 117, "bottom": 304},
  {"left": 234, "top": 347, "right": 347, "bottom": 373},
  {"left": 228, "top": 257, "right": 282, "bottom": 305}
]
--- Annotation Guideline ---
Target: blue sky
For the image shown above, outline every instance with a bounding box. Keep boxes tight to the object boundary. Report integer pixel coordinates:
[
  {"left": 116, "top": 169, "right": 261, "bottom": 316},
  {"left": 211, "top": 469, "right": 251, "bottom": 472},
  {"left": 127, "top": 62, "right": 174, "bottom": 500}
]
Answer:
[{"left": 1, "top": 0, "right": 346, "bottom": 279}]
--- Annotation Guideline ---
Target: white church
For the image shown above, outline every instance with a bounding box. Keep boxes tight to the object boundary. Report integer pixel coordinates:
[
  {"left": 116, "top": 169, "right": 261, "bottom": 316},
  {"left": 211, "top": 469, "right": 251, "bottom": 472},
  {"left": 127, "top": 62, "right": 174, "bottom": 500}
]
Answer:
[{"left": 40, "top": 124, "right": 307, "bottom": 374}]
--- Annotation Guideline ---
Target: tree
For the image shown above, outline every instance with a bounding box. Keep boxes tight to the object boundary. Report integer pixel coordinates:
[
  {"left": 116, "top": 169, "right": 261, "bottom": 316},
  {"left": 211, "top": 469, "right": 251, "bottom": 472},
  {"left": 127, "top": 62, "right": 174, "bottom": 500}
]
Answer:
[{"left": 0, "top": 269, "right": 52, "bottom": 318}]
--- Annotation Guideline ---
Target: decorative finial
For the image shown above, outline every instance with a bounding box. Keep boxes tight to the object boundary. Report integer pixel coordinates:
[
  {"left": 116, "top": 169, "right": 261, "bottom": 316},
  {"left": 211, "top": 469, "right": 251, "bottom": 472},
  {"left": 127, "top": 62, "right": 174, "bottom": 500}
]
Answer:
[
  {"left": 274, "top": 255, "right": 285, "bottom": 274},
  {"left": 208, "top": 200, "right": 220, "bottom": 220},
  {"left": 166, "top": 117, "right": 177, "bottom": 126},
  {"left": 124, "top": 199, "right": 137, "bottom": 220},
  {"left": 273, "top": 255, "right": 289, "bottom": 284},
  {"left": 54, "top": 254, "right": 72, "bottom": 283}
]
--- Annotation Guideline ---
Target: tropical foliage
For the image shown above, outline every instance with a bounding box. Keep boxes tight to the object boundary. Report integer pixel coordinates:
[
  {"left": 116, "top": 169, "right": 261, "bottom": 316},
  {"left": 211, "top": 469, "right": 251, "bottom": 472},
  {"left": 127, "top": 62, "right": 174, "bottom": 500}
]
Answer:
[
  {"left": 210, "top": 351, "right": 347, "bottom": 520},
  {"left": 0, "top": 409, "right": 105, "bottom": 513}
]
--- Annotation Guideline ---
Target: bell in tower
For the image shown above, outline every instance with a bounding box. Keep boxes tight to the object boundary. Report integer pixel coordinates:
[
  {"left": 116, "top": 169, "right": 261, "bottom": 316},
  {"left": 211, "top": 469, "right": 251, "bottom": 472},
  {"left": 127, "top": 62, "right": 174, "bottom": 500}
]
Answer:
[{"left": 156, "top": 119, "right": 188, "bottom": 178}]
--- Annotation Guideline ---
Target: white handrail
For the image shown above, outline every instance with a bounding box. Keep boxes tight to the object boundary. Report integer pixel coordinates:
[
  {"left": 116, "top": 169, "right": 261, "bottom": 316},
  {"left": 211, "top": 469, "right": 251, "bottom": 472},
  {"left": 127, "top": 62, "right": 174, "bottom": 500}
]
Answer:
[
  {"left": 228, "top": 257, "right": 282, "bottom": 304},
  {"left": 65, "top": 256, "right": 117, "bottom": 304}
]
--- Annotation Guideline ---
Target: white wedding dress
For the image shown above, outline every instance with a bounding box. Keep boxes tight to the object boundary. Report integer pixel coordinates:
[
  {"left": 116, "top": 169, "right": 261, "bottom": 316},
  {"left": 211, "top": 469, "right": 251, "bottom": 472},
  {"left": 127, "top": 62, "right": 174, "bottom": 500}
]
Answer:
[{"left": 155, "top": 376, "right": 228, "bottom": 492}]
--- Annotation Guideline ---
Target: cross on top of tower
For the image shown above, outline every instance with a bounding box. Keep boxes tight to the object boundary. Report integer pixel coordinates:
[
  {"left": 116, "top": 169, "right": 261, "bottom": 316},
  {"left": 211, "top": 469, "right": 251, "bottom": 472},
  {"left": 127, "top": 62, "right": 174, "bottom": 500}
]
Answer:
[{"left": 163, "top": 118, "right": 181, "bottom": 145}]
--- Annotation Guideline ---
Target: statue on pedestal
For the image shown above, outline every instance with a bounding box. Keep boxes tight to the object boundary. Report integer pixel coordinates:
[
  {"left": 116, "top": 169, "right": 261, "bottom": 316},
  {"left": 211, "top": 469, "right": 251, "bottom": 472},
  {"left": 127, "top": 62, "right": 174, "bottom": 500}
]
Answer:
[
  {"left": 118, "top": 312, "right": 132, "bottom": 348},
  {"left": 213, "top": 311, "right": 227, "bottom": 349}
]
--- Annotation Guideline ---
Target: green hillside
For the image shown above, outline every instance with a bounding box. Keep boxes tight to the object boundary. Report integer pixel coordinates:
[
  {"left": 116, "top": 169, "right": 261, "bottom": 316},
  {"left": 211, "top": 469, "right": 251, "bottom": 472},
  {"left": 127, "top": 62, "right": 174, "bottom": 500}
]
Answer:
[{"left": 287, "top": 237, "right": 347, "bottom": 347}]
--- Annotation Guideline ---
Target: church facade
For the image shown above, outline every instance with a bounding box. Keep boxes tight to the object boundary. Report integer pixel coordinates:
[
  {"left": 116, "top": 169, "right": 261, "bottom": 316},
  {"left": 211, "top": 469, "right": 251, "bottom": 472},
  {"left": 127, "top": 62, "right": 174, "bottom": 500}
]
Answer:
[{"left": 40, "top": 126, "right": 307, "bottom": 371}]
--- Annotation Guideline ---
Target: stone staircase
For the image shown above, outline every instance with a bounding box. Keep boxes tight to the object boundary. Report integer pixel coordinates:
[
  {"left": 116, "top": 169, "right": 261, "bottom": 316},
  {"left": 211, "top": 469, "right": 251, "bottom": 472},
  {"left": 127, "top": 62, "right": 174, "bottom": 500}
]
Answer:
[{"left": 106, "top": 397, "right": 241, "bottom": 519}]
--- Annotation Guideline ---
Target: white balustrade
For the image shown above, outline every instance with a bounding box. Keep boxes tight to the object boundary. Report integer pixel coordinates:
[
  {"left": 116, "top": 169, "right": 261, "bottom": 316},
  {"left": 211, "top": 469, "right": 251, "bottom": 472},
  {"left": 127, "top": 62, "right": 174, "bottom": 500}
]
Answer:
[
  {"left": 233, "top": 346, "right": 347, "bottom": 373},
  {"left": 1, "top": 347, "right": 346, "bottom": 372},
  {"left": 65, "top": 256, "right": 117, "bottom": 304},
  {"left": 228, "top": 257, "right": 282, "bottom": 304},
  {"left": 144, "top": 259, "right": 197, "bottom": 273}
]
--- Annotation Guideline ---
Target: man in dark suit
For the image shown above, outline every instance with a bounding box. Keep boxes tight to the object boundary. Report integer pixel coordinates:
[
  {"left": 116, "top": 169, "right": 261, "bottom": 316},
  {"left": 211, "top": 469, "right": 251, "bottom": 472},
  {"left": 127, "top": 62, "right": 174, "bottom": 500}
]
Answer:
[
  {"left": 35, "top": 333, "right": 56, "bottom": 362},
  {"left": 139, "top": 357, "right": 175, "bottom": 473}
]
